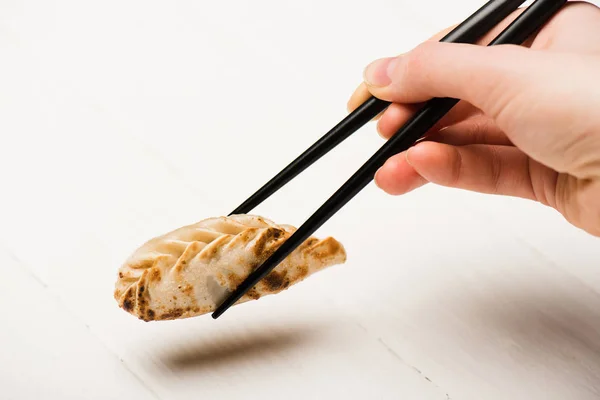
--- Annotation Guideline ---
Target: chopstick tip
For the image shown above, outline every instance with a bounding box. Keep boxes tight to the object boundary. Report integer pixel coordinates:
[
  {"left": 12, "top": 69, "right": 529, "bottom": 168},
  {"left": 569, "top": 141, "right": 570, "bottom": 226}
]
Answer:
[
  {"left": 212, "top": 293, "right": 238, "bottom": 319},
  {"left": 211, "top": 308, "right": 224, "bottom": 319}
]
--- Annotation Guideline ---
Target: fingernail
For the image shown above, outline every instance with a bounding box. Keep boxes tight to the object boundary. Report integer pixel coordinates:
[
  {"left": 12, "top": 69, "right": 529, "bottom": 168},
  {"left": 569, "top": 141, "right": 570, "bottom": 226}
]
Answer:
[
  {"left": 374, "top": 167, "right": 383, "bottom": 189},
  {"left": 405, "top": 148, "right": 414, "bottom": 167},
  {"left": 363, "top": 57, "right": 398, "bottom": 87},
  {"left": 376, "top": 123, "right": 386, "bottom": 140}
]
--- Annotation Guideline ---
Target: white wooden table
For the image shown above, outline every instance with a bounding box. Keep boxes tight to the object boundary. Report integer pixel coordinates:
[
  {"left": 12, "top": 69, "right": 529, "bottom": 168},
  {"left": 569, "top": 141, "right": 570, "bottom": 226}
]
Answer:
[{"left": 2, "top": 1, "right": 600, "bottom": 399}]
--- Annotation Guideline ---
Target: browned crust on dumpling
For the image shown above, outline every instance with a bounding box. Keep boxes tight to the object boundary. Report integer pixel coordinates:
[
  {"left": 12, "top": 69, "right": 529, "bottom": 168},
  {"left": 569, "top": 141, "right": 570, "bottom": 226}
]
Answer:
[{"left": 115, "top": 215, "right": 346, "bottom": 321}]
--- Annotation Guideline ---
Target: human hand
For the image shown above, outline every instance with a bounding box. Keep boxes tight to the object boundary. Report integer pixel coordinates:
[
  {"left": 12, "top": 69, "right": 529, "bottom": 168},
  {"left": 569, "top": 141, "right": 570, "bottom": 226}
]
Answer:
[{"left": 348, "top": 1, "right": 600, "bottom": 237}]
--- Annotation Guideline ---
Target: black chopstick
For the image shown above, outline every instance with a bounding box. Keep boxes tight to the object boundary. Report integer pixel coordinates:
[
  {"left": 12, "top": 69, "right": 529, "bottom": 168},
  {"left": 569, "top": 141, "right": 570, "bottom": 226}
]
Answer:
[
  {"left": 229, "top": 0, "right": 527, "bottom": 216},
  {"left": 213, "top": 0, "right": 566, "bottom": 319}
]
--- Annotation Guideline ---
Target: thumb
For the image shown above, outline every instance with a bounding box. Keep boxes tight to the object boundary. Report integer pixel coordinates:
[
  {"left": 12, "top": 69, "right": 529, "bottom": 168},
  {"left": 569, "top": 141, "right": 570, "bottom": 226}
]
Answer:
[
  {"left": 363, "top": 42, "right": 542, "bottom": 120},
  {"left": 361, "top": 42, "right": 600, "bottom": 178}
]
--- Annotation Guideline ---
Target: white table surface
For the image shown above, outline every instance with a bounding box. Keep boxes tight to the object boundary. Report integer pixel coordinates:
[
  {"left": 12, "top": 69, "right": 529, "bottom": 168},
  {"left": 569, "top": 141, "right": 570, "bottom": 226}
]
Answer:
[{"left": 2, "top": 1, "right": 600, "bottom": 399}]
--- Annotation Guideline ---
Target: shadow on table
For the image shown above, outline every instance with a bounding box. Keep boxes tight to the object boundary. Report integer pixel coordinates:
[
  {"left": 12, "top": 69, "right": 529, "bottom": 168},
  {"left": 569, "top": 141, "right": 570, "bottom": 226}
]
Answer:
[
  {"left": 160, "top": 324, "right": 325, "bottom": 373},
  {"left": 464, "top": 284, "right": 600, "bottom": 363},
  {"left": 396, "top": 267, "right": 600, "bottom": 393}
]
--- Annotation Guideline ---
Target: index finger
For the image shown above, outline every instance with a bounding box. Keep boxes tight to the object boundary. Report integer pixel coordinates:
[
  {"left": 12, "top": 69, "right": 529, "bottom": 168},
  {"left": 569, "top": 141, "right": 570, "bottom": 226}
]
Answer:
[
  {"left": 347, "top": 25, "right": 459, "bottom": 114},
  {"left": 347, "top": 7, "right": 528, "bottom": 113}
]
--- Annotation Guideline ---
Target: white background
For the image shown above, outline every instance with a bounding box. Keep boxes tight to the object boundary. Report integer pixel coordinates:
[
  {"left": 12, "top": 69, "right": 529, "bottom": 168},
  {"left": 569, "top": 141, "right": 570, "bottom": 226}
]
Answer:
[{"left": 1, "top": 1, "right": 600, "bottom": 399}]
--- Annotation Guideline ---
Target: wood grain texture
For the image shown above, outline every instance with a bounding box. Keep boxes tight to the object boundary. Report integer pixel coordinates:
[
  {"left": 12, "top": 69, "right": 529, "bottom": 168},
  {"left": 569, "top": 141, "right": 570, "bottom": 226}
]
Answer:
[
  {"left": 1, "top": 0, "right": 599, "bottom": 399},
  {"left": 0, "top": 249, "right": 158, "bottom": 400}
]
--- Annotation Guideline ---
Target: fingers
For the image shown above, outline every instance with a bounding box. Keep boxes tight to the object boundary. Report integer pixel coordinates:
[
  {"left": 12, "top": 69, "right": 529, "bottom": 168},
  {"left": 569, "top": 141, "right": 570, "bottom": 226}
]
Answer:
[
  {"left": 364, "top": 42, "right": 544, "bottom": 120},
  {"left": 375, "top": 103, "right": 421, "bottom": 138},
  {"left": 346, "top": 7, "right": 525, "bottom": 115},
  {"left": 359, "top": 5, "right": 550, "bottom": 116},
  {"left": 375, "top": 141, "right": 559, "bottom": 204},
  {"left": 425, "top": 115, "right": 512, "bottom": 147},
  {"left": 359, "top": 6, "right": 527, "bottom": 102},
  {"left": 347, "top": 74, "right": 487, "bottom": 143},
  {"left": 374, "top": 116, "right": 512, "bottom": 194},
  {"left": 377, "top": 101, "right": 479, "bottom": 140},
  {"left": 346, "top": 24, "right": 460, "bottom": 114},
  {"left": 347, "top": 83, "right": 480, "bottom": 136},
  {"left": 348, "top": 7, "right": 529, "bottom": 133},
  {"left": 347, "top": 83, "right": 371, "bottom": 113},
  {"left": 374, "top": 151, "right": 428, "bottom": 195},
  {"left": 532, "top": 1, "right": 600, "bottom": 53},
  {"left": 406, "top": 142, "right": 535, "bottom": 199}
]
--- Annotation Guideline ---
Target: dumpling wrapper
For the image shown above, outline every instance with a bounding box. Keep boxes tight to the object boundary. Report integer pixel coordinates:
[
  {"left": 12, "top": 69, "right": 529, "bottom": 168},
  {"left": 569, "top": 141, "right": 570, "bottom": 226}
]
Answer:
[{"left": 114, "top": 215, "right": 346, "bottom": 321}]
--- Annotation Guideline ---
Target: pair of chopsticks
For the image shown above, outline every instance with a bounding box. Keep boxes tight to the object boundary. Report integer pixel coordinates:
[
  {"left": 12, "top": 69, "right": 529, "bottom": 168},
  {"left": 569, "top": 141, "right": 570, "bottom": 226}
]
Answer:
[{"left": 213, "top": 0, "right": 567, "bottom": 319}]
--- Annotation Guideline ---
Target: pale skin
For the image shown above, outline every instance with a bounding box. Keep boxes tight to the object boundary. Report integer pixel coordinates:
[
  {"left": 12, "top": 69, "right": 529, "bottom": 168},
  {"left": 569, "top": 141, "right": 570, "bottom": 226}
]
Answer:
[{"left": 348, "top": 1, "right": 600, "bottom": 237}]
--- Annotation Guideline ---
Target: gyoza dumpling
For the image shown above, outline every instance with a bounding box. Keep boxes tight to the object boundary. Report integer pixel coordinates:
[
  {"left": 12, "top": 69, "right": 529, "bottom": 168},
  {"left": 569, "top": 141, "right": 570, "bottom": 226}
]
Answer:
[{"left": 114, "top": 214, "right": 346, "bottom": 321}]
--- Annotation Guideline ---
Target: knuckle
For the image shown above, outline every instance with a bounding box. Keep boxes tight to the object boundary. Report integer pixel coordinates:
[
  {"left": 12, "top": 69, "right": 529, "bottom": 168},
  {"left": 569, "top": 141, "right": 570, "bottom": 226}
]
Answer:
[
  {"left": 469, "top": 119, "right": 485, "bottom": 143},
  {"left": 577, "top": 179, "right": 600, "bottom": 235},
  {"left": 555, "top": 175, "right": 600, "bottom": 236},
  {"left": 470, "top": 118, "right": 496, "bottom": 144},
  {"left": 392, "top": 42, "right": 436, "bottom": 97},
  {"left": 449, "top": 148, "right": 463, "bottom": 187},
  {"left": 404, "top": 42, "right": 434, "bottom": 78},
  {"left": 488, "top": 146, "right": 503, "bottom": 194}
]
